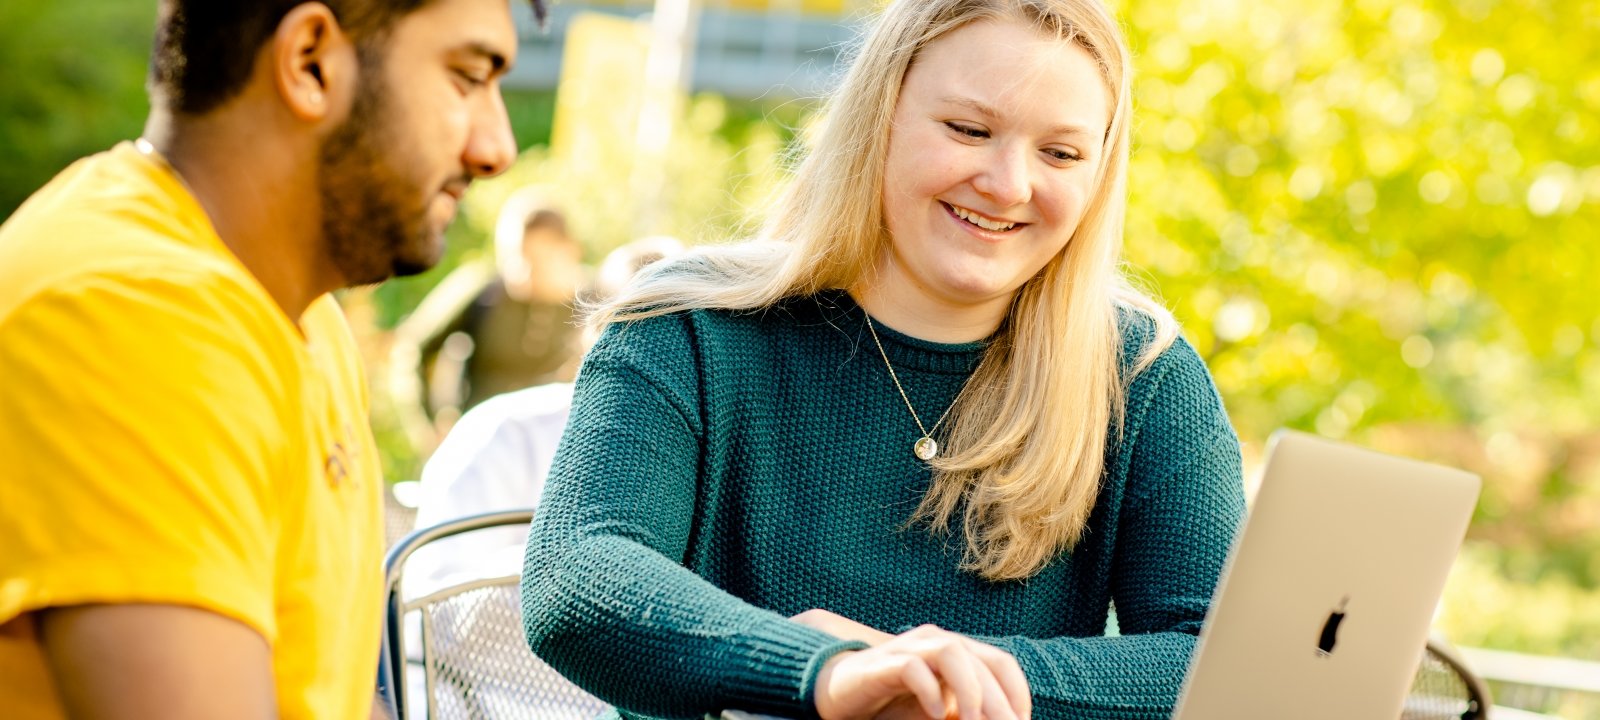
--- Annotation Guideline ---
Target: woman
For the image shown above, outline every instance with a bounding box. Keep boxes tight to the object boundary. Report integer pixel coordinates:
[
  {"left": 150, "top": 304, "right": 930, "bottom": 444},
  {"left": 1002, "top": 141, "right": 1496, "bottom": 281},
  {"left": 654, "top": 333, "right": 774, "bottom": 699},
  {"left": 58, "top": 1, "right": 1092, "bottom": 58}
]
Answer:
[{"left": 520, "top": 1, "right": 1245, "bottom": 718}]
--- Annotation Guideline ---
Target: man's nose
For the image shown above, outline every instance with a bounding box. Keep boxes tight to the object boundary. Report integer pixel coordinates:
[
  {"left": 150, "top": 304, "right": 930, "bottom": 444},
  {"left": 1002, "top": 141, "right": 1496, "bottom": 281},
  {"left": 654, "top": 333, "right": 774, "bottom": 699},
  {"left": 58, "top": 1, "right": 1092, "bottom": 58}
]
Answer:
[{"left": 464, "top": 90, "right": 516, "bottom": 178}]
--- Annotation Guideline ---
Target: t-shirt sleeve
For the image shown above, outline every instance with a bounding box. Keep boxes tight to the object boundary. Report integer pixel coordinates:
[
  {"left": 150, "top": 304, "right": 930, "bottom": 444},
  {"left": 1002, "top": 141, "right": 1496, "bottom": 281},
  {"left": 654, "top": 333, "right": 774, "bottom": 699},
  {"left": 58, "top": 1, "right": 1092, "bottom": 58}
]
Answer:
[{"left": 0, "top": 269, "right": 293, "bottom": 643}]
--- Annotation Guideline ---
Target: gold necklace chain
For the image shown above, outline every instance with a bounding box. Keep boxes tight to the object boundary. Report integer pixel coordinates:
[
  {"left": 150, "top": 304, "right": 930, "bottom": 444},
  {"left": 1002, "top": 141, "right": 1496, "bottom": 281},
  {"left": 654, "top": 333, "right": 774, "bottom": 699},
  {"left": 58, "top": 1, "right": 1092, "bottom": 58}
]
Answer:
[{"left": 863, "top": 315, "right": 959, "bottom": 461}]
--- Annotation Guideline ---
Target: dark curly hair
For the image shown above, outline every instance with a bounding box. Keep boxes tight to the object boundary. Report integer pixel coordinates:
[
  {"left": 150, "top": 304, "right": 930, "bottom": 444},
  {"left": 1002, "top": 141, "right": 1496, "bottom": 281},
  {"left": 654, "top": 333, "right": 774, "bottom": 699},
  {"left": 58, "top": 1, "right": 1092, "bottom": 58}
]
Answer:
[{"left": 149, "top": 0, "right": 547, "bottom": 114}]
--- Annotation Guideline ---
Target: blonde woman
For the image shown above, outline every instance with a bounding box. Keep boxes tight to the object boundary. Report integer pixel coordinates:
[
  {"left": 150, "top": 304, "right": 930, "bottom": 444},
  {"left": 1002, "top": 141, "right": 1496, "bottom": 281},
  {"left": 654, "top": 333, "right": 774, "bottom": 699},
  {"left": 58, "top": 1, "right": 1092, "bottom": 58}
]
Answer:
[{"left": 520, "top": 0, "right": 1245, "bottom": 718}]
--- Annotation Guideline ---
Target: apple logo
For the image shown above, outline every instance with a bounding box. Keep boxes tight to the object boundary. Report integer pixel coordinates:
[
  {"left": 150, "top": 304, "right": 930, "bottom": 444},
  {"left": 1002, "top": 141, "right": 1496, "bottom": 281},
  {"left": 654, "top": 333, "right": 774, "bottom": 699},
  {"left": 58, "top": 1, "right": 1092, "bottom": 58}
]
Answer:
[{"left": 1316, "top": 596, "right": 1350, "bottom": 658}]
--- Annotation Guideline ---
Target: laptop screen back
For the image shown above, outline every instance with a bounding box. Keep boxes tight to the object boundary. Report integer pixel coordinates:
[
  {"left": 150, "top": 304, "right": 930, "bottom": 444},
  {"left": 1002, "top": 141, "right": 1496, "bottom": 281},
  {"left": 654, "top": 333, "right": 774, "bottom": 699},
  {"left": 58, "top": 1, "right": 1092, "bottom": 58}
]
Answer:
[{"left": 1172, "top": 430, "right": 1480, "bottom": 720}]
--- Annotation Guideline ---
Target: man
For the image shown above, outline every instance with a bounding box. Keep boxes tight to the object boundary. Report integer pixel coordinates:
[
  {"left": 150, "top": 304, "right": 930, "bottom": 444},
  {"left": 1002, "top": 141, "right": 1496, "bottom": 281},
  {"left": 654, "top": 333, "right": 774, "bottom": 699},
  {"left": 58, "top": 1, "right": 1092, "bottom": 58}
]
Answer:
[{"left": 0, "top": 0, "right": 541, "bottom": 717}]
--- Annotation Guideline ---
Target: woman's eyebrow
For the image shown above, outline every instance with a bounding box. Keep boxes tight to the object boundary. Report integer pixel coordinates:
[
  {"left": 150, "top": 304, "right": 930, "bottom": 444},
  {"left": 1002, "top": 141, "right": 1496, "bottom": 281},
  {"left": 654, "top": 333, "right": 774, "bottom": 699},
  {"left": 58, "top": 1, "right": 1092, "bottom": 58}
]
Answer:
[{"left": 938, "top": 95, "right": 1096, "bottom": 138}]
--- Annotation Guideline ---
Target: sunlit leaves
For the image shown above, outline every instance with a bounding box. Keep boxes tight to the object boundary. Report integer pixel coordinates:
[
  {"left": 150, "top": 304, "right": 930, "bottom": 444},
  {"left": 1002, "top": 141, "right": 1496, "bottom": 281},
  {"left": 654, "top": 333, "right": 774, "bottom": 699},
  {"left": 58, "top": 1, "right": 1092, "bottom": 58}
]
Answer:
[{"left": 1123, "top": 0, "right": 1599, "bottom": 647}]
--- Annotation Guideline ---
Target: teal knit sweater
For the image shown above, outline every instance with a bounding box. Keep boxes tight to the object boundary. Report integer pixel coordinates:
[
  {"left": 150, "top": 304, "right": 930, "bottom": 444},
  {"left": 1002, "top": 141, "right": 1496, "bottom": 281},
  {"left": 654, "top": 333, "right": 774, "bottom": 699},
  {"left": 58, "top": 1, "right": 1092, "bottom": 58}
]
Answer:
[{"left": 520, "top": 290, "right": 1245, "bottom": 720}]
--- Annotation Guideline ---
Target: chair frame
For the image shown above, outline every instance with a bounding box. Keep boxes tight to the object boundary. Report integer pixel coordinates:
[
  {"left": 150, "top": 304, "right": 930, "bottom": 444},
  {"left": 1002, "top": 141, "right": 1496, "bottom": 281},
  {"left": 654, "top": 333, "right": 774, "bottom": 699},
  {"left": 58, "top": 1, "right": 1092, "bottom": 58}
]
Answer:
[
  {"left": 377, "top": 509, "right": 537, "bottom": 720},
  {"left": 375, "top": 514, "right": 1494, "bottom": 720},
  {"left": 1421, "top": 636, "right": 1494, "bottom": 720}
]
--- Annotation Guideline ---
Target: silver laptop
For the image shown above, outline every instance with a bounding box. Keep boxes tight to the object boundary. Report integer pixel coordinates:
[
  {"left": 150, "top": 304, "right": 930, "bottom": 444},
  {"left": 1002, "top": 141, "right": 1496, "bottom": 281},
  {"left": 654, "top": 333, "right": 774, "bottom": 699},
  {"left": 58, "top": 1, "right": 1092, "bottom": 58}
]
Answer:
[{"left": 1172, "top": 430, "right": 1481, "bottom": 720}]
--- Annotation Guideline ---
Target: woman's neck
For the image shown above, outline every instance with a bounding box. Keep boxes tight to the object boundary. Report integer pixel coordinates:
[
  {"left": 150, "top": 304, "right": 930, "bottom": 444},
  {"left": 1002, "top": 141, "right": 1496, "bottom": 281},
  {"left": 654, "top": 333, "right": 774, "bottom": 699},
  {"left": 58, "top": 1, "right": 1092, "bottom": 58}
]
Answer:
[{"left": 848, "top": 275, "right": 1011, "bottom": 344}]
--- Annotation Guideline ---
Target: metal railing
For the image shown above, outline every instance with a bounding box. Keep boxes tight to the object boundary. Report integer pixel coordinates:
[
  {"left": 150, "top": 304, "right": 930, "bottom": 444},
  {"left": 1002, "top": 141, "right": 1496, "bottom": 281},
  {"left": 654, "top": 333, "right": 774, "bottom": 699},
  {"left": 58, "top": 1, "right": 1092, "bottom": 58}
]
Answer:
[
  {"left": 1459, "top": 646, "right": 1600, "bottom": 719},
  {"left": 505, "top": 0, "right": 875, "bottom": 97}
]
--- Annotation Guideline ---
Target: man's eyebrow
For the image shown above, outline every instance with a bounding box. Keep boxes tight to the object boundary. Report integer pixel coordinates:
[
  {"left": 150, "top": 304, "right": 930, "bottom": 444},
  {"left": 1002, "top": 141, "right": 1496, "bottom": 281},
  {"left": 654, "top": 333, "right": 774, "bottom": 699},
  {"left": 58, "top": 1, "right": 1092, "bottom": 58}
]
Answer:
[{"left": 939, "top": 96, "right": 1095, "bottom": 138}]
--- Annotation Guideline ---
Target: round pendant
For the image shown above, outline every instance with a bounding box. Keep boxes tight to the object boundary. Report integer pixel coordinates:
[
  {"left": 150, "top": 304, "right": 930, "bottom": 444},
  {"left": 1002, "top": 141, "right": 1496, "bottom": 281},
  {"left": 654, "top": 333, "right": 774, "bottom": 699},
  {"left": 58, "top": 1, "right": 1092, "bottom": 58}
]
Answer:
[{"left": 914, "top": 436, "right": 939, "bottom": 461}]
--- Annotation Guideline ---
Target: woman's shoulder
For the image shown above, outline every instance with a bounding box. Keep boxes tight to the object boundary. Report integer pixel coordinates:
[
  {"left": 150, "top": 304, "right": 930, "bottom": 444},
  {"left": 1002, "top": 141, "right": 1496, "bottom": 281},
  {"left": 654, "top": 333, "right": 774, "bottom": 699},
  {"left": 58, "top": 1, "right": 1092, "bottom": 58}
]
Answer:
[
  {"left": 588, "top": 293, "right": 830, "bottom": 363},
  {"left": 1113, "top": 301, "right": 1215, "bottom": 400},
  {"left": 1114, "top": 302, "right": 1162, "bottom": 364},
  {"left": 1110, "top": 304, "right": 1239, "bottom": 487},
  {"left": 1114, "top": 302, "right": 1197, "bottom": 370}
]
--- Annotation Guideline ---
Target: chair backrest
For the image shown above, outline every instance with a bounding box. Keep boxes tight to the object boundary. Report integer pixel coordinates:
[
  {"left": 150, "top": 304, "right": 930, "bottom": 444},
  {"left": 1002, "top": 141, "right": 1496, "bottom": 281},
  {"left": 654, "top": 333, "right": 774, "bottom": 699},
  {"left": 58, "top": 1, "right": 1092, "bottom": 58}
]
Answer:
[
  {"left": 383, "top": 482, "right": 419, "bottom": 549},
  {"left": 1403, "top": 636, "right": 1493, "bottom": 720},
  {"left": 379, "top": 510, "right": 611, "bottom": 720}
]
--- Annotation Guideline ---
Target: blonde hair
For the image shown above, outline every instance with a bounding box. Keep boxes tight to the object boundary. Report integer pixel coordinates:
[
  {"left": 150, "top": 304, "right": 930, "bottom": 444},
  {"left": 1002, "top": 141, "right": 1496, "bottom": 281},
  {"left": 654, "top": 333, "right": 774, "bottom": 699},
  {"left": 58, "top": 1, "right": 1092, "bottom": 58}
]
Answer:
[{"left": 590, "top": 0, "right": 1178, "bottom": 580}]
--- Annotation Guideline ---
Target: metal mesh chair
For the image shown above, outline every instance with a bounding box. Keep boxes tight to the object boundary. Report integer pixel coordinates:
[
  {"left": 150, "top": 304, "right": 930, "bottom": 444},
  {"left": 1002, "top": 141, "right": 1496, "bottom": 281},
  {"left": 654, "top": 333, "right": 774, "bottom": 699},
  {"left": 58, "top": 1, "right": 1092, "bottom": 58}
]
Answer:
[
  {"left": 379, "top": 510, "right": 611, "bottom": 720},
  {"left": 383, "top": 482, "right": 419, "bottom": 549},
  {"left": 1402, "top": 636, "right": 1493, "bottom": 720}
]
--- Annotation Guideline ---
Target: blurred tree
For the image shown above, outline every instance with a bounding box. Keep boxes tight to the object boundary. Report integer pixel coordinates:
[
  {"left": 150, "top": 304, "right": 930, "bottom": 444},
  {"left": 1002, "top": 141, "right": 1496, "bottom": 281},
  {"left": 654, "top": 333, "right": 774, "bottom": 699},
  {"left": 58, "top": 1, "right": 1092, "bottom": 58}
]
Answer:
[
  {"left": 0, "top": 4, "right": 557, "bottom": 221},
  {"left": 0, "top": 0, "right": 155, "bottom": 218},
  {"left": 1119, "top": 0, "right": 1600, "bottom": 602},
  {"left": 370, "top": 90, "right": 809, "bottom": 330}
]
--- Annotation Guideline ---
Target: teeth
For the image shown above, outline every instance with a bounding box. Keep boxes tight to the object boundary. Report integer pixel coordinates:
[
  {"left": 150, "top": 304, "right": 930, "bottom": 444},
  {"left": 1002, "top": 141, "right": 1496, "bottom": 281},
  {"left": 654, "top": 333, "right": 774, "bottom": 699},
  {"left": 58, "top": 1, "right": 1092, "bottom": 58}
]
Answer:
[{"left": 951, "top": 204, "right": 1016, "bottom": 232}]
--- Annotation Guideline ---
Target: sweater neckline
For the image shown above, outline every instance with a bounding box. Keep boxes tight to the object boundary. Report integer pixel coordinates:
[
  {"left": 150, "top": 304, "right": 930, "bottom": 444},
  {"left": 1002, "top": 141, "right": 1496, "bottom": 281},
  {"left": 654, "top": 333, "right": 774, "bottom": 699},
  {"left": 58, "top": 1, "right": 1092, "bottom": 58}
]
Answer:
[{"left": 810, "top": 290, "right": 989, "bottom": 376}]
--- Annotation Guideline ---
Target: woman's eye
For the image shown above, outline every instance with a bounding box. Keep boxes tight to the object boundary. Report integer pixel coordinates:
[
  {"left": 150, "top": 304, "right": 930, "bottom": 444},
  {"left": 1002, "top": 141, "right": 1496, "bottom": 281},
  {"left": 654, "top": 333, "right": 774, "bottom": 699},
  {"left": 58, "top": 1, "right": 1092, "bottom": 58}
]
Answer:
[
  {"left": 455, "top": 69, "right": 489, "bottom": 89},
  {"left": 1044, "top": 148, "right": 1083, "bottom": 162},
  {"left": 944, "top": 121, "right": 988, "bottom": 139}
]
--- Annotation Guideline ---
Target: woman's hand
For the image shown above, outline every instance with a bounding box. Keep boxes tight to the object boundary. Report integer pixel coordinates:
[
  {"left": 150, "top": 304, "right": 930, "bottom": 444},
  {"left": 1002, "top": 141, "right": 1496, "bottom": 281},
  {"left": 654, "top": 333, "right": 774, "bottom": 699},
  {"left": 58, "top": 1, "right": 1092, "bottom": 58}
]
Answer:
[
  {"left": 792, "top": 609, "right": 894, "bottom": 645},
  {"left": 810, "top": 624, "right": 1031, "bottom": 720}
]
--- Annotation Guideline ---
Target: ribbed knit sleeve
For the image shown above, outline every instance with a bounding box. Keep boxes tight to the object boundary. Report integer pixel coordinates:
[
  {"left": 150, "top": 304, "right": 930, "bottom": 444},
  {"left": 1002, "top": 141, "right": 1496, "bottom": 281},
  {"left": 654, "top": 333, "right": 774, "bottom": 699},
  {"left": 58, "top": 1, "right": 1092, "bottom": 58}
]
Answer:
[
  {"left": 975, "top": 336, "right": 1246, "bottom": 720},
  {"left": 520, "top": 316, "right": 865, "bottom": 719}
]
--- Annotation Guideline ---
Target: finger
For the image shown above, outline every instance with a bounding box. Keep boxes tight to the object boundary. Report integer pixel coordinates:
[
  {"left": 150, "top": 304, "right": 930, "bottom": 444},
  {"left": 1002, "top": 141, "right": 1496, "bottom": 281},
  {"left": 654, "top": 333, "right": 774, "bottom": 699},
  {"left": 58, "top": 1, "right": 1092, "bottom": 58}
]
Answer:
[
  {"left": 871, "top": 694, "right": 936, "bottom": 720},
  {"left": 971, "top": 658, "right": 1017, "bottom": 720},
  {"left": 934, "top": 641, "right": 985, "bottom": 720},
  {"left": 898, "top": 656, "right": 947, "bottom": 720},
  {"left": 963, "top": 640, "right": 1031, "bottom": 720},
  {"left": 791, "top": 608, "right": 836, "bottom": 629}
]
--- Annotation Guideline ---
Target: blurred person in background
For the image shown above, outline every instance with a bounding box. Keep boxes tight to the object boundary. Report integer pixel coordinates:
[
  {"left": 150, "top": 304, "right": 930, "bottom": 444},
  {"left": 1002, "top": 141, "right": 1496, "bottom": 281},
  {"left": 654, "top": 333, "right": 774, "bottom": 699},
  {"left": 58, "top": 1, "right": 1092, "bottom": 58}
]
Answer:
[
  {"left": 407, "top": 234, "right": 685, "bottom": 596},
  {"left": 519, "top": 0, "right": 1245, "bottom": 718},
  {"left": 389, "top": 188, "right": 585, "bottom": 452},
  {"left": 0, "top": 0, "right": 538, "bottom": 717}
]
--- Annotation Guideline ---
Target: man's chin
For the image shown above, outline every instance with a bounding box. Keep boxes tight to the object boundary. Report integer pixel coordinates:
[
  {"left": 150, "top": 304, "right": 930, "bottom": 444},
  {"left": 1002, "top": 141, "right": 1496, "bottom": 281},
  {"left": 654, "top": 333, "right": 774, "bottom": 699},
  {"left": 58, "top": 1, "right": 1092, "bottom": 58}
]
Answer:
[
  {"left": 390, "top": 230, "right": 447, "bottom": 278},
  {"left": 389, "top": 258, "right": 435, "bottom": 279}
]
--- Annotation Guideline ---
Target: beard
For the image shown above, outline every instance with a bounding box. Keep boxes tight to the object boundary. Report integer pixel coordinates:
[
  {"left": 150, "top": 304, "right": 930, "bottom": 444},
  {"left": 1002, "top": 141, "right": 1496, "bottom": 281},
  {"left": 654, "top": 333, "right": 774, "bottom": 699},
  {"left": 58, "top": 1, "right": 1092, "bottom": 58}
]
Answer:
[{"left": 316, "top": 56, "right": 447, "bottom": 286}]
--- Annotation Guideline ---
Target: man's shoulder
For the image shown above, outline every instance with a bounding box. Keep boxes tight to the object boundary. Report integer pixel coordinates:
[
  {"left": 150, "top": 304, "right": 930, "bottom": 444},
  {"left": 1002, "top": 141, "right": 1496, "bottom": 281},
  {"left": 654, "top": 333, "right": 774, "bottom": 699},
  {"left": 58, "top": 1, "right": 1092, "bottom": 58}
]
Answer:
[
  {"left": 0, "top": 251, "right": 278, "bottom": 342},
  {"left": 0, "top": 244, "right": 302, "bottom": 415},
  {"left": 0, "top": 145, "right": 261, "bottom": 327}
]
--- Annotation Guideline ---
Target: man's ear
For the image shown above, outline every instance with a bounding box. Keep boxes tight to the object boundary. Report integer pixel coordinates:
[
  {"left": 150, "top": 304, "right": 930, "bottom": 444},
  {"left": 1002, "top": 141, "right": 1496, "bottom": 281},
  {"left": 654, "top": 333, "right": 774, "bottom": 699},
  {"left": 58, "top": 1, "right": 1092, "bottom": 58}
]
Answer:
[{"left": 272, "top": 2, "right": 357, "bottom": 123}]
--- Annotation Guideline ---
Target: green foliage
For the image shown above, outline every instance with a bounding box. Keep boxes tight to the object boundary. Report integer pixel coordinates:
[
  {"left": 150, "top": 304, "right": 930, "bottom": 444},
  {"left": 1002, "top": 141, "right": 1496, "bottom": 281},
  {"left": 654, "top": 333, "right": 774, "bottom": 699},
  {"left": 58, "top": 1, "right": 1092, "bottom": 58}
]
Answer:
[
  {"left": 1443, "top": 543, "right": 1600, "bottom": 656},
  {"left": 0, "top": 12, "right": 554, "bottom": 221},
  {"left": 1115, "top": 0, "right": 1600, "bottom": 661},
  {"left": 370, "top": 92, "right": 808, "bottom": 328},
  {"left": 1123, "top": 0, "right": 1598, "bottom": 435},
  {"left": 1119, "top": 0, "right": 1600, "bottom": 607},
  {"left": 1440, "top": 543, "right": 1600, "bottom": 717},
  {"left": 0, "top": 0, "right": 155, "bottom": 218},
  {"left": 503, "top": 88, "right": 559, "bottom": 148}
]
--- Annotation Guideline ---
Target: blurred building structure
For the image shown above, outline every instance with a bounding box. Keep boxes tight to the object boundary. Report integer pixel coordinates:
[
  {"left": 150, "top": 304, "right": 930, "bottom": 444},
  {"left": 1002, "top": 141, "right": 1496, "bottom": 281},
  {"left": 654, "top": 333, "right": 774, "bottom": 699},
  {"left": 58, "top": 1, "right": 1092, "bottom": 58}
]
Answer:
[{"left": 505, "top": 0, "right": 875, "bottom": 98}]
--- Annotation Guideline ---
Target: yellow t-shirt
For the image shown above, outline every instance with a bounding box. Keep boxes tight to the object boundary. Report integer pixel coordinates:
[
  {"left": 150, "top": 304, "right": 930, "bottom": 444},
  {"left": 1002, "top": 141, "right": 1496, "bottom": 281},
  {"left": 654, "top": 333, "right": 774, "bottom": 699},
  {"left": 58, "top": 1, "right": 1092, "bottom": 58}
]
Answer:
[{"left": 0, "top": 142, "right": 383, "bottom": 719}]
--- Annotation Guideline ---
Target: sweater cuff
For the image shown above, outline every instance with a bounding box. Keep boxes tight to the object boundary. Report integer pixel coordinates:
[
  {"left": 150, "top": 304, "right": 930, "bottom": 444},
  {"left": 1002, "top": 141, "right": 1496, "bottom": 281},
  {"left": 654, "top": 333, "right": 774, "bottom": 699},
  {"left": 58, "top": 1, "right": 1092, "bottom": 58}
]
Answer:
[
  {"left": 720, "top": 619, "right": 868, "bottom": 719},
  {"left": 799, "top": 639, "right": 870, "bottom": 720}
]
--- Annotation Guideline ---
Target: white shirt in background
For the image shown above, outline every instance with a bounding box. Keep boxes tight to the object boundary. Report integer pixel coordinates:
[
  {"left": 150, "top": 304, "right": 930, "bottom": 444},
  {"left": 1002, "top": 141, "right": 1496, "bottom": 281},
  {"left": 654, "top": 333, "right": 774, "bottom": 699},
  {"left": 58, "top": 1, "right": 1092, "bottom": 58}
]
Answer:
[{"left": 404, "top": 382, "right": 575, "bottom": 599}]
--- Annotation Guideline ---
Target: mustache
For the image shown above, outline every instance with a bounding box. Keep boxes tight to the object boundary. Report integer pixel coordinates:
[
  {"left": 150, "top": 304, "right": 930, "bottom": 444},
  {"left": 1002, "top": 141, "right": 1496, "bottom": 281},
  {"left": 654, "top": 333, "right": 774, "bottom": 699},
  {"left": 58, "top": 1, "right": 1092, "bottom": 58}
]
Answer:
[{"left": 441, "top": 175, "right": 472, "bottom": 199}]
